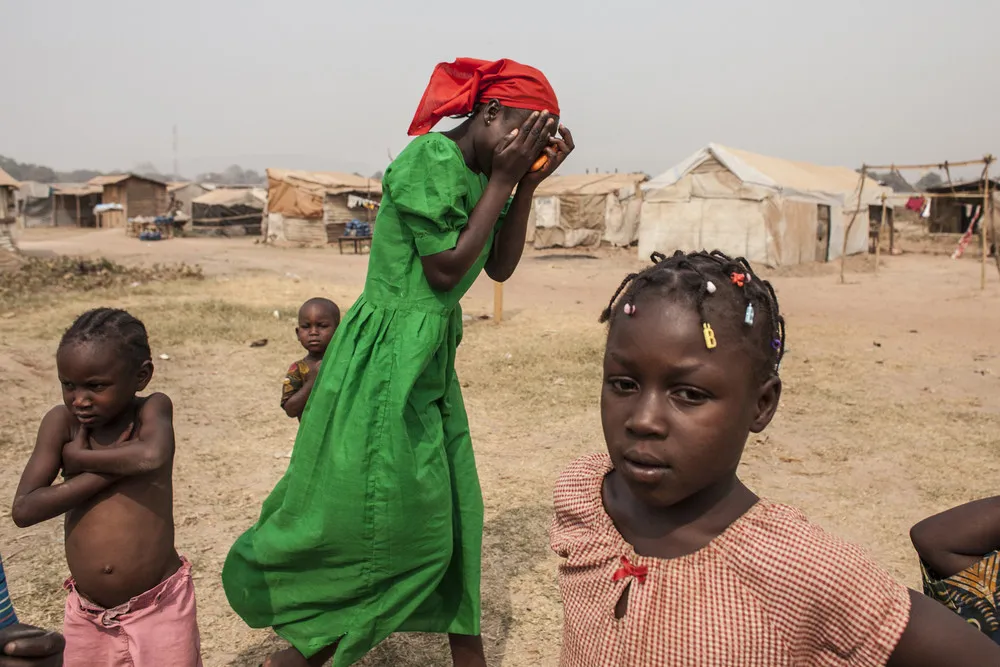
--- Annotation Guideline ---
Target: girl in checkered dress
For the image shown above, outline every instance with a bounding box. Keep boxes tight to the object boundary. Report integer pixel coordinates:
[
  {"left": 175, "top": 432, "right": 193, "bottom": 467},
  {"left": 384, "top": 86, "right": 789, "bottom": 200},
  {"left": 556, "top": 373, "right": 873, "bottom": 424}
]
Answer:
[{"left": 550, "top": 250, "right": 1000, "bottom": 666}]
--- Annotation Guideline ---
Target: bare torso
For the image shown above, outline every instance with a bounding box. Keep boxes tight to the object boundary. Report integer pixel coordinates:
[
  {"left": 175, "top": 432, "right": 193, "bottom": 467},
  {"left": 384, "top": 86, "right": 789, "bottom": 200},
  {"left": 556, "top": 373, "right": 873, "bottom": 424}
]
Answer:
[{"left": 64, "top": 426, "right": 179, "bottom": 609}]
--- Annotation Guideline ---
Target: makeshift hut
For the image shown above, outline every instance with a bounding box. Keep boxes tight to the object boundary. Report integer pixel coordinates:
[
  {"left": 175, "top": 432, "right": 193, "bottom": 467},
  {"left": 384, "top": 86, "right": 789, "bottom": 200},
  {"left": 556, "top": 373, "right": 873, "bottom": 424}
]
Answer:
[
  {"left": 16, "top": 182, "right": 53, "bottom": 227},
  {"left": 191, "top": 188, "right": 266, "bottom": 236},
  {"left": 50, "top": 183, "right": 103, "bottom": 227},
  {"left": 88, "top": 174, "right": 168, "bottom": 228},
  {"left": 0, "top": 168, "right": 18, "bottom": 253},
  {"left": 167, "top": 182, "right": 210, "bottom": 218},
  {"left": 528, "top": 173, "right": 647, "bottom": 248},
  {"left": 640, "top": 144, "right": 891, "bottom": 266},
  {"left": 262, "top": 169, "right": 382, "bottom": 245},
  {"left": 923, "top": 178, "right": 1000, "bottom": 235}
]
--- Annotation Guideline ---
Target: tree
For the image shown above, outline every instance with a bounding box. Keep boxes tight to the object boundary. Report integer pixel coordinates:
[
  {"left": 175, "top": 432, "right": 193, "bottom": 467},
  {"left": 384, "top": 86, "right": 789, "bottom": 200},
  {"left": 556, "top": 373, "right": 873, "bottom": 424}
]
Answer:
[
  {"left": 195, "top": 165, "right": 266, "bottom": 185},
  {"left": 915, "top": 172, "right": 944, "bottom": 190}
]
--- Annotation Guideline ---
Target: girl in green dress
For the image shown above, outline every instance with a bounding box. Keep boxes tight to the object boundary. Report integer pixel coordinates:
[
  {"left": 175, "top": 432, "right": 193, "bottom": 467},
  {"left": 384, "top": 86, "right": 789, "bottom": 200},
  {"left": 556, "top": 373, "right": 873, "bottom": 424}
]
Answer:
[{"left": 222, "top": 58, "right": 574, "bottom": 667}]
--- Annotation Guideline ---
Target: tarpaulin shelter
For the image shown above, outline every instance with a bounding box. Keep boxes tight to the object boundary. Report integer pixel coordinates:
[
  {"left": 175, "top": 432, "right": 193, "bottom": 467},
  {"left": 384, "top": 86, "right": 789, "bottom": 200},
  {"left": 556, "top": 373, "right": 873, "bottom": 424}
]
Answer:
[
  {"left": 16, "top": 181, "right": 53, "bottom": 227},
  {"left": 0, "top": 168, "right": 20, "bottom": 254},
  {"left": 191, "top": 187, "right": 266, "bottom": 236},
  {"left": 51, "top": 184, "right": 103, "bottom": 227},
  {"left": 168, "top": 182, "right": 210, "bottom": 218},
  {"left": 528, "top": 173, "right": 647, "bottom": 248},
  {"left": 641, "top": 144, "right": 890, "bottom": 266},
  {"left": 263, "top": 169, "right": 382, "bottom": 245},
  {"left": 923, "top": 178, "right": 1000, "bottom": 234}
]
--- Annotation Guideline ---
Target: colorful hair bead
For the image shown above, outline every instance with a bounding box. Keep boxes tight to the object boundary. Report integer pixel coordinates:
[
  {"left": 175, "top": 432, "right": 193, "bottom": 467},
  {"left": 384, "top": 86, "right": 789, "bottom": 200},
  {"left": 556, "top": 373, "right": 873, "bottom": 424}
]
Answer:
[
  {"left": 730, "top": 272, "right": 746, "bottom": 287},
  {"left": 706, "top": 281, "right": 717, "bottom": 294},
  {"left": 623, "top": 303, "right": 636, "bottom": 316},
  {"left": 771, "top": 338, "right": 781, "bottom": 351},
  {"left": 744, "top": 303, "right": 755, "bottom": 326},
  {"left": 703, "top": 322, "right": 717, "bottom": 349}
]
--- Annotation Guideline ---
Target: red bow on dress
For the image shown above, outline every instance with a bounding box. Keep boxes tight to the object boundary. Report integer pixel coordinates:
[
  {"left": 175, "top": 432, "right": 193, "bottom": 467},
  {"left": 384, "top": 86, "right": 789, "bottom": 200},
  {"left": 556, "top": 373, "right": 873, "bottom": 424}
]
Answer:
[{"left": 612, "top": 556, "right": 648, "bottom": 584}]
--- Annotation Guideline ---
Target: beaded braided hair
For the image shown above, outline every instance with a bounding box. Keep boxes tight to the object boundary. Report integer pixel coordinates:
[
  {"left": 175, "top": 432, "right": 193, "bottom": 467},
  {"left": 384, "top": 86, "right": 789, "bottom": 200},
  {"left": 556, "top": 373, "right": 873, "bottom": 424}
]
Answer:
[
  {"left": 59, "top": 308, "right": 152, "bottom": 370},
  {"left": 600, "top": 250, "right": 786, "bottom": 378}
]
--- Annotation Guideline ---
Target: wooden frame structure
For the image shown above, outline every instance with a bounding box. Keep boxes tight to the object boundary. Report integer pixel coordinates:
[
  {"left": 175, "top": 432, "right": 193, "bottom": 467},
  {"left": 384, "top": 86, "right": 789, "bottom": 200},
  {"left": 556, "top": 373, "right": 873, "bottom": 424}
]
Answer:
[{"left": 843, "top": 155, "right": 996, "bottom": 289}]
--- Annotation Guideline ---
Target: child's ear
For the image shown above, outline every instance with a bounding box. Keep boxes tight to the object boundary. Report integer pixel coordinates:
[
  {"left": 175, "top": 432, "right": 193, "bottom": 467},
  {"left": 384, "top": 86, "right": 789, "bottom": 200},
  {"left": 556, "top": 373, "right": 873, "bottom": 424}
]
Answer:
[
  {"left": 483, "top": 99, "right": 502, "bottom": 125},
  {"left": 750, "top": 376, "right": 781, "bottom": 433},
  {"left": 136, "top": 360, "right": 154, "bottom": 392}
]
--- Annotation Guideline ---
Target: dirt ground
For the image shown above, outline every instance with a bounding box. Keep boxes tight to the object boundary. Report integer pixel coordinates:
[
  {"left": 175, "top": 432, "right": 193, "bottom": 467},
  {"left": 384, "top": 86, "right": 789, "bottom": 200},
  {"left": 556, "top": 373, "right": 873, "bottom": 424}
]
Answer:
[{"left": 3, "top": 228, "right": 1000, "bottom": 666}]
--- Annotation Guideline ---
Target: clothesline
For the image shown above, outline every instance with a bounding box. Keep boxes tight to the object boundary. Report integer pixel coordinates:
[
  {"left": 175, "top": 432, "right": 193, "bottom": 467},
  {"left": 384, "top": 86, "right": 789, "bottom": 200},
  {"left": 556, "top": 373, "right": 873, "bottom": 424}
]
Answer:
[
  {"left": 884, "top": 192, "right": 995, "bottom": 200},
  {"left": 863, "top": 157, "right": 994, "bottom": 171}
]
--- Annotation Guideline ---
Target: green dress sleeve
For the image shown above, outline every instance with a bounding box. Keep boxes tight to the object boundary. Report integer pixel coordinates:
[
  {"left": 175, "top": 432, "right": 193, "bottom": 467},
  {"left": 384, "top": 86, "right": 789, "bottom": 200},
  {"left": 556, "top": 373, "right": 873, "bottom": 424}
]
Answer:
[{"left": 385, "top": 134, "right": 474, "bottom": 257}]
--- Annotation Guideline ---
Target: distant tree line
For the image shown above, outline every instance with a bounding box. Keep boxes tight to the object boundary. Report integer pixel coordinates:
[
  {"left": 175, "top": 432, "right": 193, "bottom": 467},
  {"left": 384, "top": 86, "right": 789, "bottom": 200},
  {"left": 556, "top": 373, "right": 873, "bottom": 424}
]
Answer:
[
  {"left": 859, "top": 167, "right": 944, "bottom": 192},
  {"left": 1, "top": 155, "right": 267, "bottom": 186}
]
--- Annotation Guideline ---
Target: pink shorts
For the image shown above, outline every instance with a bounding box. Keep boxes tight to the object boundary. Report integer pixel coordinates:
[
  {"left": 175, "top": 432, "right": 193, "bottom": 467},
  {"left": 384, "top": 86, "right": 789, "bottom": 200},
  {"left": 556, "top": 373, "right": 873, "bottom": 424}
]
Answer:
[{"left": 62, "top": 556, "right": 202, "bottom": 667}]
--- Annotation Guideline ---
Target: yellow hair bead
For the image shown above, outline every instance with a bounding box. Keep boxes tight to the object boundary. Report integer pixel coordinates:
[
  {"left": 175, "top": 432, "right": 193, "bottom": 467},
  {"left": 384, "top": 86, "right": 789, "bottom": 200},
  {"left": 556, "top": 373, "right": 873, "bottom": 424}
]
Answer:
[{"left": 703, "top": 322, "right": 717, "bottom": 349}]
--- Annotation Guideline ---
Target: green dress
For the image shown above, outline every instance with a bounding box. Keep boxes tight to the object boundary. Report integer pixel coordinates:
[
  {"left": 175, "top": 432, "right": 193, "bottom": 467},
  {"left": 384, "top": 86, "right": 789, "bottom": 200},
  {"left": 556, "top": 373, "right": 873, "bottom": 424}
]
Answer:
[{"left": 223, "top": 133, "right": 505, "bottom": 665}]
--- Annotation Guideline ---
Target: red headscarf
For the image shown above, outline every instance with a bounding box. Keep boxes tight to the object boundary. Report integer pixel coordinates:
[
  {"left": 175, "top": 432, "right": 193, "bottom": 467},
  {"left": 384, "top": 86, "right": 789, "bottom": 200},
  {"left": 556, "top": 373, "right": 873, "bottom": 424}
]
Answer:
[{"left": 408, "top": 58, "right": 560, "bottom": 136}]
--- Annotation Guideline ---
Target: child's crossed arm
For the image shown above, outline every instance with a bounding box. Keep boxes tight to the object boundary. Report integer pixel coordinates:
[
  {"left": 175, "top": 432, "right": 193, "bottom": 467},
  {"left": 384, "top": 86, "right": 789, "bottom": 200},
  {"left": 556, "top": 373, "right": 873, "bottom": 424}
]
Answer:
[
  {"left": 11, "top": 409, "right": 118, "bottom": 528},
  {"left": 61, "top": 393, "right": 175, "bottom": 477}
]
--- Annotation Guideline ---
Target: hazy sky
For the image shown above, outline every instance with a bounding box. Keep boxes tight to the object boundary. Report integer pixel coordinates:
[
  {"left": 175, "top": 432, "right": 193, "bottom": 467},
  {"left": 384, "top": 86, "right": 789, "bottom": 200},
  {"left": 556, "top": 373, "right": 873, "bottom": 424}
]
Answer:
[{"left": 2, "top": 0, "right": 996, "bottom": 180}]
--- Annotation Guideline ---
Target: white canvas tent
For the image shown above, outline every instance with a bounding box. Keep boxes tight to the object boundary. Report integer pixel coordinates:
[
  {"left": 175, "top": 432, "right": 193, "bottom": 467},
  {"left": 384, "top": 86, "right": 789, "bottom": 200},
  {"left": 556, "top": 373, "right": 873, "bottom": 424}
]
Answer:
[
  {"left": 262, "top": 169, "right": 381, "bottom": 245},
  {"left": 640, "top": 144, "right": 890, "bottom": 266},
  {"left": 529, "top": 173, "right": 646, "bottom": 248}
]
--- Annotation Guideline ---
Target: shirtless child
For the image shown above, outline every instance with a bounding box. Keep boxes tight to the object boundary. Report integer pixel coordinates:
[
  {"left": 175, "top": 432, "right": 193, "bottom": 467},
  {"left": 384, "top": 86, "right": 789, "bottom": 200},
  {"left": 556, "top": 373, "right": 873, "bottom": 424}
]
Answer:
[
  {"left": 281, "top": 297, "right": 340, "bottom": 420},
  {"left": 12, "top": 308, "right": 200, "bottom": 666}
]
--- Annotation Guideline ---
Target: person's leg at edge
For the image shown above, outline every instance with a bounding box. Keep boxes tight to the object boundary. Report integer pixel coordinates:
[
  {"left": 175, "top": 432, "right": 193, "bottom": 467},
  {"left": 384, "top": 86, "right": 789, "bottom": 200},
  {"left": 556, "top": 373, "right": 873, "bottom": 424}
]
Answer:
[
  {"left": 449, "top": 633, "right": 486, "bottom": 667},
  {"left": 262, "top": 641, "right": 338, "bottom": 667}
]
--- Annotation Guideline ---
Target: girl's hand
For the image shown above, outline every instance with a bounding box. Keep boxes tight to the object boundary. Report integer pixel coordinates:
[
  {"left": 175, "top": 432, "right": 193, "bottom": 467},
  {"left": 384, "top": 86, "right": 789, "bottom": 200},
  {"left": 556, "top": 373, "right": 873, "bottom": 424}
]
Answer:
[
  {"left": 491, "top": 111, "right": 557, "bottom": 189},
  {"left": 520, "top": 124, "right": 575, "bottom": 189},
  {"left": 61, "top": 425, "right": 89, "bottom": 477}
]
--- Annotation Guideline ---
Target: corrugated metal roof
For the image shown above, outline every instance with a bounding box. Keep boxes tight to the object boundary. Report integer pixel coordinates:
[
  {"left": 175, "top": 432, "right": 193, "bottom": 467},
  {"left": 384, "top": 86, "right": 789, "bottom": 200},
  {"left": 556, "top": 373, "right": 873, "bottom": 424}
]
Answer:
[
  {"left": 88, "top": 173, "right": 167, "bottom": 187},
  {"left": 52, "top": 183, "right": 104, "bottom": 196}
]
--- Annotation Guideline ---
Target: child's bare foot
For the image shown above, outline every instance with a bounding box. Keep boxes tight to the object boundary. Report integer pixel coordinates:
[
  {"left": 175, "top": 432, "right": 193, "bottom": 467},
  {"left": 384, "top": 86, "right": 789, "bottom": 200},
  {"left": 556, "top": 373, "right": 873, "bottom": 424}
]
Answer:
[
  {"left": 449, "top": 633, "right": 487, "bottom": 667},
  {"left": 262, "top": 643, "right": 336, "bottom": 667},
  {"left": 261, "top": 647, "right": 309, "bottom": 667}
]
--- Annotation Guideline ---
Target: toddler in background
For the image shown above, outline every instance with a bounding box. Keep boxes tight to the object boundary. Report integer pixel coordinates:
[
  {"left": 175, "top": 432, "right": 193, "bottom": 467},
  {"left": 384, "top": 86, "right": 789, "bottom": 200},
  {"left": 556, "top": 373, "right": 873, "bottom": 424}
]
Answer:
[{"left": 281, "top": 297, "right": 340, "bottom": 420}]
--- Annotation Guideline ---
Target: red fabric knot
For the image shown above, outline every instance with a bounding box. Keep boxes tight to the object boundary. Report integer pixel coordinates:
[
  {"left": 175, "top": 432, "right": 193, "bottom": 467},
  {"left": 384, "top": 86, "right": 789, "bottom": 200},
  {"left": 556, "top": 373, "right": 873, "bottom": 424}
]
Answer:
[
  {"left": 408, "top": 58, "right": 560, "bottom": 136},
  {"left": 730, "top": 272, "right": 746, "bottom": 287},
  {"left": 612, "top": 556, "right": 648, "bottom": 584}
]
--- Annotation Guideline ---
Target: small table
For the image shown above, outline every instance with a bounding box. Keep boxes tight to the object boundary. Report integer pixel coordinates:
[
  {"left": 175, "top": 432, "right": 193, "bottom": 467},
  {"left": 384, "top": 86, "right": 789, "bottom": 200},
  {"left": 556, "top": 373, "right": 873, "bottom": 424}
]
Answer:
[{"left": 338, "top": 235, "right": 372, "bottom": 254}]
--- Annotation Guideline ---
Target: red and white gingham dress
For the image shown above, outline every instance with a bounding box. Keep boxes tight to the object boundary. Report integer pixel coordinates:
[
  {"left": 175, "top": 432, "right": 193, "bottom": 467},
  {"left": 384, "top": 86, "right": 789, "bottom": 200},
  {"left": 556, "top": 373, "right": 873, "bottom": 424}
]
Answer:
[{"left": 550, "top": 453, "right": 912, "bottom": 666}]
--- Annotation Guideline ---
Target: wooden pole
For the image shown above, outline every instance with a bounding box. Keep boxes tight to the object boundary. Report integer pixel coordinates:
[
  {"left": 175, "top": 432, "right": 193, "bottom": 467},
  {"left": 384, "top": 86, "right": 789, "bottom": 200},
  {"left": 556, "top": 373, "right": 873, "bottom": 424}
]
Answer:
[
  {"left": 983, "top": 159, "right": 992, "bottom": 290},
  {"left": 875, "top": 193, "right": 887, "bottom": 275},
  {"left": 75, "top": 196, "right": 81, "bottom": 228},
  {"left": 493, "top": 281, "right": 504, "bottom": 323},
  {"left": 889, "top": 205, "right": 895, "bottom": 255},
  {"left": 865, "top": 158, "right": 988, "bottom": 171},
  {"left": 841, "top": 167, "right": 867, "bottom": 284}
]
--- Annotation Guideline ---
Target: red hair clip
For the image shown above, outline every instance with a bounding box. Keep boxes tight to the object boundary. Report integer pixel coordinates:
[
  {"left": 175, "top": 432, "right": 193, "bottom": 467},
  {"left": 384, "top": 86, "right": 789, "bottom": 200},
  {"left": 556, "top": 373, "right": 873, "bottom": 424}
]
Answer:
[{"left": 730, "top": 272, "right": 746, "bottom": 287}]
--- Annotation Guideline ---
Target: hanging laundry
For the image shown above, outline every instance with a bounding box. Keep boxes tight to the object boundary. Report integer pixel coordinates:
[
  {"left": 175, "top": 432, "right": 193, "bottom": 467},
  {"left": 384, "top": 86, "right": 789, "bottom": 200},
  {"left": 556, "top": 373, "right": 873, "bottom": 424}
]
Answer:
[
  {"left": 921, "top": 198, "right": 932, "bottom": 218},
  {"left": 906, "top": 197, "right": 925, "bottom": 213},
  {"left": 952, "top": 206, "right": 984, "bottom": 259}
]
